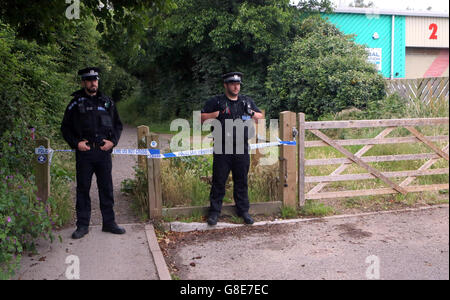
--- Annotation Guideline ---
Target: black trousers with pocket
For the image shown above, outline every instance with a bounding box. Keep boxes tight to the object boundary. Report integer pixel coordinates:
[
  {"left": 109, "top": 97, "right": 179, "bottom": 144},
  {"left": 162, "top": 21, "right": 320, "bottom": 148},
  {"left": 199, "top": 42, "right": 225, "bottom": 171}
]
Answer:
[
  {"left": 75, "top": 148, "right": 115, "bottom": 228},
  {"left": 209, "top": 153, "right": 250, "bottom": 216}
]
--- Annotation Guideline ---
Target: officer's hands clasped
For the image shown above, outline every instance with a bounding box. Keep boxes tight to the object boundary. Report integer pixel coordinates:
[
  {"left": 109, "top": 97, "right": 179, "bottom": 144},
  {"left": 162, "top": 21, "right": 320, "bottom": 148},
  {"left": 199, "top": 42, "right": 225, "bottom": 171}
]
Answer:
[
  {"left": 77, "top": 139, "right": 113, "bottom": 151},
  {"left": 100, "top": 139, "right": 114, "bottom": 151},
  {"left": 78, "top": 140, "right": 91, "bottom": 151}
]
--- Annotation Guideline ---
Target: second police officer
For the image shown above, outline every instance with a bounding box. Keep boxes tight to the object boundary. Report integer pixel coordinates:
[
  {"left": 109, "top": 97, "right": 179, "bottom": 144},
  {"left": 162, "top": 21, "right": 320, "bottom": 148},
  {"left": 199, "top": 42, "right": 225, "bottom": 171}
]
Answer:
[
  {"left": 201, "top": 72, "right": 263, "bottom": 226},
  {"left": 61, "top": 67, "right": 125, "bottom": 239}
]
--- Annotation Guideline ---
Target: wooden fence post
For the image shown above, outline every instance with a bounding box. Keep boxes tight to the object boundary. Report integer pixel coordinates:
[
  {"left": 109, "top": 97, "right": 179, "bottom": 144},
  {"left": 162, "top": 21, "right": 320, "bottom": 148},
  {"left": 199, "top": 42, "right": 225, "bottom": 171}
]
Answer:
[
  {"left": 34, "top": 138, "right": 50, "bottom": 202},
  {"left": 137, "top": 125, "right": 149, "bottom": 170},
  {"left": 146, "top": 133, "right": 162, "bottom": 218},
  {"left": 151, "top": 133, "right": 162, "bottom": 218},
  {"left": 298, "top": 113, "right": 306, "bottom": 207},
  {"left": 279, "top": 111, "right": 297, "bottom": 208}
]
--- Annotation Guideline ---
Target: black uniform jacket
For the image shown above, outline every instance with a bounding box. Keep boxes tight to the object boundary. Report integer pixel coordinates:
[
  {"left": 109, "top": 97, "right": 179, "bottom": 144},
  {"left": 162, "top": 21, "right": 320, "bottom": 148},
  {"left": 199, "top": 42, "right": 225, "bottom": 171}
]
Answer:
[
  {"left": 201, "top": 94, "right": 261, "bottom": 153},
  {"left": 61, "top": 89, "right": 123, "bottom": 150}
]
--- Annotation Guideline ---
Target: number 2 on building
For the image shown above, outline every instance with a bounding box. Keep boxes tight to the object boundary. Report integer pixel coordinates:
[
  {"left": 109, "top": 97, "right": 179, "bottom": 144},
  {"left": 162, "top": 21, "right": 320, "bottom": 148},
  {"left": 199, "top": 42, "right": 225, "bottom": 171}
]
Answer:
[{"left": 429, "top": 23, "right": 438, "bottom": 40}]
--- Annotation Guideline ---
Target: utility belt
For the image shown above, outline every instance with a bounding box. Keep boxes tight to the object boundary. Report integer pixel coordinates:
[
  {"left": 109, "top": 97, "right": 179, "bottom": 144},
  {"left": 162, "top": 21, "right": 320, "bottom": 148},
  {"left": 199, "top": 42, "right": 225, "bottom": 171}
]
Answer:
[{"left": 85, "top": 135, "right": 108, "bottom": 149}]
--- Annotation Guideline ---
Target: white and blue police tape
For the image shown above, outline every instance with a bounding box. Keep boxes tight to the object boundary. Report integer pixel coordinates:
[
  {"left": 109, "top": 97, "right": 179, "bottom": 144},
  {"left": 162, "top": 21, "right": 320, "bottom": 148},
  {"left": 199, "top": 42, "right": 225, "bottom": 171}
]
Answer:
[{"left": 35, "top": 139, "right": 296, "bottom": 163}]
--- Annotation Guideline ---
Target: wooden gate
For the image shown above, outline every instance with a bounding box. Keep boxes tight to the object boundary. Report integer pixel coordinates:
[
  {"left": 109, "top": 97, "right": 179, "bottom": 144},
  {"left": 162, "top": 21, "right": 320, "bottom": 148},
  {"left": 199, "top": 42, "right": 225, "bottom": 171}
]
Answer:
[{"left": 298, "top": 114, "right": 449, "bottom": 205}]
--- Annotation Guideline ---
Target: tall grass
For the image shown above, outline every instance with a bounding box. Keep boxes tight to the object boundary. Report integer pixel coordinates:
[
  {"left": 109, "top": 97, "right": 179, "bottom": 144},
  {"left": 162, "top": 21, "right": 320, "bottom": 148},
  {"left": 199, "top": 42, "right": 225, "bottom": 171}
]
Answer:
[{"left": 161, "top": 156, "right": 279, "bottom": 208}]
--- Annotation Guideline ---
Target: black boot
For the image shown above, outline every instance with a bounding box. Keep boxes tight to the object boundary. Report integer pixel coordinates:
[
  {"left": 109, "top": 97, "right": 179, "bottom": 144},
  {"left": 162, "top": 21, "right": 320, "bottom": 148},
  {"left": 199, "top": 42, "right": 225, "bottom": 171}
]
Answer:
[
  {"left": 207, "top": 214, "right": 219, "bottom": 226},
  {"left": 240, "top": 212, "right": 254, "bottom": 225},
  {"left": 72, "top": 227, "right": 89, "bottom": 239},
  {"left": 102, "top": 223, "right": 126, "bottom": 234}
]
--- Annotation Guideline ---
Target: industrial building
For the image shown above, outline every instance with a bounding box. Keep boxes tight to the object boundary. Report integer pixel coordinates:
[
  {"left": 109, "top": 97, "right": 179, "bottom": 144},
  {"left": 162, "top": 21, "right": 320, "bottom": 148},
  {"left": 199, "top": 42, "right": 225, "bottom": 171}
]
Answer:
[{"left": 322, "top": 7, "right": 449, "bottom": 79}]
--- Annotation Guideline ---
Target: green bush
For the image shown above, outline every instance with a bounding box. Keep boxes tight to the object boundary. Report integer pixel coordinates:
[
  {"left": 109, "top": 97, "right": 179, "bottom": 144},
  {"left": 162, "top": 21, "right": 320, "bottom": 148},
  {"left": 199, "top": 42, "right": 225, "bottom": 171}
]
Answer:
[
  {"left": 266, "top": 16, "right": 386, "bottom": 120},
  {"left": 0, "top": 173, "right": 55, "bottom": 279},
  {"left": 0, "top": 22, "right": 69, "bottom": 175}
]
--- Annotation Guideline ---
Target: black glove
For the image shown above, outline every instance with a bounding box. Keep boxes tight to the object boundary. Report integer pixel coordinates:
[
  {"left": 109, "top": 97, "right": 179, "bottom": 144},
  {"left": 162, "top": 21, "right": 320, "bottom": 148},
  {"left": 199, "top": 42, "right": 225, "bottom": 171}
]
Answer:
[{"left": 242, "top": 100, "right": 255, "bottom": 117}]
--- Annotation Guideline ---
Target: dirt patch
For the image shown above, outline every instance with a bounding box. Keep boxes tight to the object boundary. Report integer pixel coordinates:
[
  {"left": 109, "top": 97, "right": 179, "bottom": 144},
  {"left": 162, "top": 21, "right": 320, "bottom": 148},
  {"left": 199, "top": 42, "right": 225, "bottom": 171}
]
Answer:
[
  {"left": 335, "top": 223, "right": 372, "bottom": 239},
  {"left": 157, "top": 221, "right": 298, "bottom": 275}
]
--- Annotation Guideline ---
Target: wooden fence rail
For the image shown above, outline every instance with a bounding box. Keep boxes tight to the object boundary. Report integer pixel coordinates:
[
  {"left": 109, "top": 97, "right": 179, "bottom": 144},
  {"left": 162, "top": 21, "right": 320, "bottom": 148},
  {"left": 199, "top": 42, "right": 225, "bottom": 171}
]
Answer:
[
  {"left": 298, "top": 113, "right": 449, "bottom": 204},
  {"left": 386, "top": 77, "right": 449, "bottom": 103}
]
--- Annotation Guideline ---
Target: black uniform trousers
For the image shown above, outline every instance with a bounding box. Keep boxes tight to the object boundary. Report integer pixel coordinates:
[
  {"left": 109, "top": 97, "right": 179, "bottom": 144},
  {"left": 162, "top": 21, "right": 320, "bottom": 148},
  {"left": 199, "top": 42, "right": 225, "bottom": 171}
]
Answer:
[
  {"left": 209, "top": 153, "right": 250, "bottom": 216},
  {"left": 75, "top": 148, "right": 115, "bottom": 228}
]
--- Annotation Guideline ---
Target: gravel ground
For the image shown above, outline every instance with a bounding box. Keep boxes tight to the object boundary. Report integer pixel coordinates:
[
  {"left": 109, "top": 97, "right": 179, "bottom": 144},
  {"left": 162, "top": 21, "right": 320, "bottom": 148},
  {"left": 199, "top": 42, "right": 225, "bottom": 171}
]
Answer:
[{"left": 161, "top": 205, "right": 449, "bottom": 280}]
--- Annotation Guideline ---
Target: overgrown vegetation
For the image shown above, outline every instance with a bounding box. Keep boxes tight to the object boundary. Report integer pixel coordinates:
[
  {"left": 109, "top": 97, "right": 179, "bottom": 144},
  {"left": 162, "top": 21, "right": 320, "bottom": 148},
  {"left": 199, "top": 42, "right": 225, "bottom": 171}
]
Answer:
[
  {"left": 114, "top": 0, "right": 336, "bottom": 124},
  {"left": 0, "top": 15, "right": 136, "bottom": 278}
]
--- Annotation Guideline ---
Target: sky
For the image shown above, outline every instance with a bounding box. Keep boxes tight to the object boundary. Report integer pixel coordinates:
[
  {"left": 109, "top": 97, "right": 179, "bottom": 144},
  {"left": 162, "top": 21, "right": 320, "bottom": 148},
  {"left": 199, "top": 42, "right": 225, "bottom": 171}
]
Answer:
[
  {"left": 290, "top": 0, "right": 449, "bottom": 12},
  {"left": 332, "top": 0, "right": 449, "bottom": 12}
]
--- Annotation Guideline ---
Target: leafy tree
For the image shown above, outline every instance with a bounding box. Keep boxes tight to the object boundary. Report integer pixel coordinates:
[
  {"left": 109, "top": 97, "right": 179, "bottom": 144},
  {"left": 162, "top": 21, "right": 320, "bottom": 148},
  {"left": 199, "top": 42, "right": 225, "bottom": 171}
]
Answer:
[
  {"left": 0, "top": 0, "right": 173, "bottom": 43},
  {"left": 109, "top": 0, "right": 332, "bottom": 122},
  {"left": 0, "top": 22, "right": 70, "bottom": 174},
  {"left": 265, "top": 16, "right": 386, "bottom": 119},
  {"left": 349, "top": 0, "right": 374, "bottom": 8}
]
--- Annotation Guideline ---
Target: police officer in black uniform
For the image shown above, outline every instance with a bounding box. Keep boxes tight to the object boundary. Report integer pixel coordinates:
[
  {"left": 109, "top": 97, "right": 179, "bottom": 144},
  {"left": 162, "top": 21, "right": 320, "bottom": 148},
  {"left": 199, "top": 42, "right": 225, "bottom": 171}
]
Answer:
[
  {"left": 201, "top": 72, "right": 263, "bottom": 226},
  {"left": 61, "top": 67, "right": 125, "bottom": 239}
]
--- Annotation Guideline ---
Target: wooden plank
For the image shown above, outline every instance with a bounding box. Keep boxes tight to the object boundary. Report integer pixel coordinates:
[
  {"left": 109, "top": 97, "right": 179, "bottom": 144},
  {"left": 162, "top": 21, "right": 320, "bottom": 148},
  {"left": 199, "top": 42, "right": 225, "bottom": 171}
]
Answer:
[
  {"left": 146, "top": 134, "right": 156, "bottom": 219},
  {"left": 305, "top": 184, "right": 449, "bottom": 200},
  {"left": 418, "top": 78, "right": 431, "bottom": 101},
  {"left": 307, "top": 127, "right": 395, "bottom": 195},
  {"left": 279, "top": 111, "right": 297, "bottom": 208},
  {"left": 162, "top": 202, "right": 283, "bottom": 218},
  {"left": 305, "top": 168, "right": 448, "bottom": 183},
  {"left": 400, "top": 144, "right": 449, "bottom": 187},
  {"left": 305, "top": 135, "right": 449, "bottom": 148},
  {"left": 441, "top": 79, "right": 449, "bottom": 99},
  {"left": 419, "top": 79, "right": 430, "bottom": 103},
  {"left": 305, "top": 118, "right": 448, "bottom": 130},
  {"left": 405, "top": 81, "right": 417, "bottom": 100},
  {"left": 298, "top": 113, "right": 306, "bottom": 207},
  {"left": 35, "top": 138, "right": 51, "bottom": 203},
  {"left": 430, "top": 78, "right": 442, "bottom": 99},
  {"left": 305, "top": 152, "right": 444, "bottom": 166},
  {"left": 405, "top": 127, "right": 449, "bottom": 161},
  {"left": 137, "top": 125, "right": 149, "bottom": 170},
  {"left": 436, "top": 77, "right": 447, "bottom": 99},
  {"left": 411, "top": 80, "right": 420, "bottom": 99},
  {"left": 309, "top": 129, "right": 408, "bottom": 195},
  {"left": 150, "top": 133, "right": 162, "bottom": 218}
]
